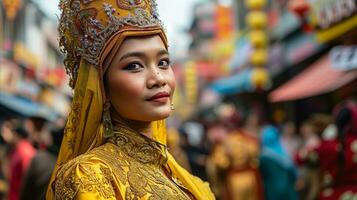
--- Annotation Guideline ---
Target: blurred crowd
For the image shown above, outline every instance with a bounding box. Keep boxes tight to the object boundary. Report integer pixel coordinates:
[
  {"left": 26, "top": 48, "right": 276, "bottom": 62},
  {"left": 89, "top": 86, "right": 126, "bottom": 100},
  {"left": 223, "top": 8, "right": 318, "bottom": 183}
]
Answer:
[
  {"left": 0, "top": 116, "right": 65, "bottom": 200},
  {"left": 0, "top": 100, "right": 356, "bottom": 200},
  {"left": 167, "top": 100, "right": 357, "bottom": 200}
]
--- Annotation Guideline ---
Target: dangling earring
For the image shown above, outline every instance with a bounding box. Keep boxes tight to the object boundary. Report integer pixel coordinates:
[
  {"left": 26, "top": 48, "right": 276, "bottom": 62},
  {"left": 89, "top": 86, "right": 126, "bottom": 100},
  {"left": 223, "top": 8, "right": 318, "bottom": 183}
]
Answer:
[
  {"left": 170, "top": 103, "right": 175, "bottom": 110},
  {"left": 103, "top": 99, "right": 113, "bottom": 138}
]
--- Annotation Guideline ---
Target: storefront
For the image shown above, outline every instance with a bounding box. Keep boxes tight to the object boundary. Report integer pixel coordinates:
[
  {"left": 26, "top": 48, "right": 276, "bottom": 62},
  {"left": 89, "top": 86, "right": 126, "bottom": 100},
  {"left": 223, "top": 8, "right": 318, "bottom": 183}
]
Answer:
[
  {"left": 269, "top": 51, "right": 357, "bottom": 102},
  {"left": 0, "top": 57, "right": 63, "bottom": 121}
]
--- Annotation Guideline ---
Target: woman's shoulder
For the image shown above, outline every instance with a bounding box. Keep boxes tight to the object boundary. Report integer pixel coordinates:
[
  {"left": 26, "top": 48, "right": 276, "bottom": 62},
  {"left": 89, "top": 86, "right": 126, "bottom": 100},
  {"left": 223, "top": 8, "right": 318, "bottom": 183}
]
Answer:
[
  {"left": 53, "top": 143, "right": 118, "bottom": 199},
  {"left": 57, "top": 143, "right": 119, "bottom": 172}
]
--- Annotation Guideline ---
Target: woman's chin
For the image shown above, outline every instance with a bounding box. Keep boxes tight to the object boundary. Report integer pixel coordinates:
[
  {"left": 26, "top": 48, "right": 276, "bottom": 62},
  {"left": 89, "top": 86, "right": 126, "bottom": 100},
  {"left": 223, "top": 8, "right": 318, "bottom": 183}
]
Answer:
[{"left": 148, "top": 108, "right": 171, "bottom": 121}]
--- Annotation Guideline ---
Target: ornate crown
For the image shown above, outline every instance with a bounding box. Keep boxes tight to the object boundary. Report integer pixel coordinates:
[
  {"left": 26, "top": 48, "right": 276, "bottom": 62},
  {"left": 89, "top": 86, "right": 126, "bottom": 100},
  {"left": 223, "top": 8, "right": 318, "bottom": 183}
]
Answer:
[{"left": 58, "top": 0, "right": 164, "bottom": 88}]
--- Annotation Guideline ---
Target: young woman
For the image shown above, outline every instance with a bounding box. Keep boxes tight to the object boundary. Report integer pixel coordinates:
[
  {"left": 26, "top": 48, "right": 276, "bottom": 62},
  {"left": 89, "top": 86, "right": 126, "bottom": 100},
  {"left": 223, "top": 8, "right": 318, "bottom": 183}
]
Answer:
[{"left": 46, "top": 0, "right": 214, "bottom": 199}]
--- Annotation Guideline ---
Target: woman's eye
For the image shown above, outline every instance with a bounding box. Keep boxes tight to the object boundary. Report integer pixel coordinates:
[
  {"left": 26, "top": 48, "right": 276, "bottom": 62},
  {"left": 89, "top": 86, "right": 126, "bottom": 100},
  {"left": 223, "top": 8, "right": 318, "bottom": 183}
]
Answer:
[
  {"left": 158, "top": 59, "right": 170, "bottom": 68},
  {"left": 123, "top": 63, "right": 142, "bottom": 71}
]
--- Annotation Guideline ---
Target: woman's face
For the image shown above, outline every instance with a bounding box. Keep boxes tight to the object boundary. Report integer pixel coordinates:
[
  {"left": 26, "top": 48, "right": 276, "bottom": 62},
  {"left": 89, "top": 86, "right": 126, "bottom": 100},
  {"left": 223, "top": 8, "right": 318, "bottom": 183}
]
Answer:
[{"left": 106, "top": 35, "right": 175, "bottom": 122}]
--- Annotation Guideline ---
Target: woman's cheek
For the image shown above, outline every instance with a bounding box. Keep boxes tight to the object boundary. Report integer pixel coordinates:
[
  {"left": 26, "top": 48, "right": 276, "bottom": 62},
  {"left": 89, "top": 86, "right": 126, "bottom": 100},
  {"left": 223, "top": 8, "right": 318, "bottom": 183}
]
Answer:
[
  {"left": 167, "top": 70, "right": 176, "bottom": 92},
  {"left": 120, "top": 76, "right": 145, "bottom": 97}
]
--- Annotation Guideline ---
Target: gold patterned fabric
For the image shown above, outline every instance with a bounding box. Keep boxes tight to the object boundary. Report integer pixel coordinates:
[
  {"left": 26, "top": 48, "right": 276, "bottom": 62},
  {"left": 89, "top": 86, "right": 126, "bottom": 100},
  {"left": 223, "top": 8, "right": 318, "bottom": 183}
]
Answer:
[
  {"left": 47, "top": 0, "right": 215, "bottom": 199},
  {"left": 53, "top": 124, "right": 196, "bottom": 199}
]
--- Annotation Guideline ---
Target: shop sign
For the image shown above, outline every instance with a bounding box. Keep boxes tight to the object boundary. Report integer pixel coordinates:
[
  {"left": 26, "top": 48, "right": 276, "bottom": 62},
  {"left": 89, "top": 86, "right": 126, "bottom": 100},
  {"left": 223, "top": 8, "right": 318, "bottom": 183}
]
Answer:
[
  {"left": 2, "top": 0, "right": 22, "bottom": 21},
  {"left": 0, "top": 58, "right": 20, "bottom": 93},
  {"left": 310, "top": 0, "right": 357, "bottom": 42},
  {"left": 38, "top": 67, "right": 66, "bottom": 87},
  {"left": 329, "top": 46, "right": 357, "bottom": 71},
  {"left": 215, "top": 5, "right": 234, "bottom": 39},
  {"left": 311, "top": 0, "right": 356, "bottom": 29},
  {"left": 13, "top": 42, "right": 39, "bottom": 69}
]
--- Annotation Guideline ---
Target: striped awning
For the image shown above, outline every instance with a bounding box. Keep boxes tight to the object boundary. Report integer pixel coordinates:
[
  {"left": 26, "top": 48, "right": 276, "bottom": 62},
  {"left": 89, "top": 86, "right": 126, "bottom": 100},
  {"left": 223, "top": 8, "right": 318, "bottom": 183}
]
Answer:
[{"left": 269, "top": 55, "right": 357, "bottom": 102}]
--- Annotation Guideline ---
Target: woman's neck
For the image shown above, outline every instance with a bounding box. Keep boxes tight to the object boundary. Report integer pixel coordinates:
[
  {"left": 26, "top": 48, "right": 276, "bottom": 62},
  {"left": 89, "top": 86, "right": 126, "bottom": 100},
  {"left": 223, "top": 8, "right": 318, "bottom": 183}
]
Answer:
[
  {"left": 124, "top": 119, "right": 153, "bottom": 138},
  {"left": 111, "top": 111, "right": 153, "bottom": 138}
]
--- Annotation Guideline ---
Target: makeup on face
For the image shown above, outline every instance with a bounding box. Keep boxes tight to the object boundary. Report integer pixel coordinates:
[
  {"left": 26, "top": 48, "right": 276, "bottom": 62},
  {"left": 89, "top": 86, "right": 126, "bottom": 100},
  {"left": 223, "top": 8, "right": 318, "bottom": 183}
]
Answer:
[{"left": 106, "top": 35, "right": 176, "bottom": 123}]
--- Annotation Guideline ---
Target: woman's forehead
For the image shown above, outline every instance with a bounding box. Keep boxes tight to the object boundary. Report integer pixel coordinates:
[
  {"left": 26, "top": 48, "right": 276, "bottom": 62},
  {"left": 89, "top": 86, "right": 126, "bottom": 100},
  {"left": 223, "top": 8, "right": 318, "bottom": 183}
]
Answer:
[{"left": 120, "top": 35, "right": 167, "bottom": 52}]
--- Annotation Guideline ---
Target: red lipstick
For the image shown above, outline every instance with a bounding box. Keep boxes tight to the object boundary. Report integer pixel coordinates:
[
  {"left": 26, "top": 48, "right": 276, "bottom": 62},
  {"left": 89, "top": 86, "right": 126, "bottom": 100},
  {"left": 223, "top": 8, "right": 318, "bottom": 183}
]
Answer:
[{"left": 147, "top": 91, "right": 170, "bottom": 103}]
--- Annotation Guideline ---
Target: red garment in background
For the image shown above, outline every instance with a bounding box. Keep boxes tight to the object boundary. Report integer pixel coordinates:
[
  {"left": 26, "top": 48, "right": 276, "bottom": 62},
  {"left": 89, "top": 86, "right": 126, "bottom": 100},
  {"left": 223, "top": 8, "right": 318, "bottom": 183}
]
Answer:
[
  {"left": 8, "top": 140, "right": 36, "bottom": 200},
  {"left": 313, "top": 135, "right": 357, "bottom": 199},
  {"left": 317, "top": 102, "right": 357, "bottom": 199}
]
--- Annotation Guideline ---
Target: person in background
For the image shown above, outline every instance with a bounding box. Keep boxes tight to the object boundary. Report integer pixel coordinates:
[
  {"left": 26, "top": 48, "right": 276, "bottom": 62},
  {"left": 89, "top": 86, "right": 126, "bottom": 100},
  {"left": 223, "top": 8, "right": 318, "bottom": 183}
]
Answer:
[
  {"left": 20, "top": 127, "right": 64, "bottom": 200},
  {"left": 179, "top": 122, "right": 209, "bottom": 181},
  {"left": 24, "top": 116, "right": 50, "bottom": 150},
  {"left": 307, "top": 101, "right": 357, "bottom": 199},
  {"left": 166, "top": 128, "right": 191, "bottom": 172},
  {"left": 0, "top": 119, "right": 36, "bottom": 200},
  {"left": 281, "top": 121, "right": 301, "bottom": 159},
  {"left": 207, "top": 104, "right": 263, "bottom": 200},
  {"left": 300, "top": 120, "right": 320, "bottom": 152},
  {"left": 243, "top": 111, "right": 261, "bottom": 137},
  {"left": 295, "top": 120, "right": 321, "bottom": 200},
  {"left": 0, "top": 122, "right": 9, "bottom": 200},
  {"left": 259, "top": 125, "right": 298, "bottom": 200},
  {"left": 223, "top": 128, "right": 262, "bottom": 200},
  {"left": 206, "top": 122, "right": 228, "bottom": 200}
]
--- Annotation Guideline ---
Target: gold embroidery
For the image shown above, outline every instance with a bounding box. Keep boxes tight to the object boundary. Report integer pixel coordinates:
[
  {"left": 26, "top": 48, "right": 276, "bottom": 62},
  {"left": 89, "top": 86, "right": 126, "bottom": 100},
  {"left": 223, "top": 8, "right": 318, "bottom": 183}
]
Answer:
[
  {"left": 53, "top": 125, "right": 192, "bottom": 199},
  {"left": 54, "top": 157, "right": 116, "bottom": 199},
  {"left": 64, "top": 99, "right": 82, "bottom": 149},
  {"left": 116, "top": 0, "right": 148, "bottom": 10}
]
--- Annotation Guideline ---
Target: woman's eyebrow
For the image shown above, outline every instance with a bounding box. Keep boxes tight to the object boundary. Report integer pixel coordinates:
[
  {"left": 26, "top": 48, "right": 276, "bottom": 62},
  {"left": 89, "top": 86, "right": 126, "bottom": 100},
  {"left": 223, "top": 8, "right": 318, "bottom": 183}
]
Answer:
[
  {"left": 119, "top": 49, "right": 168, "bottom": 61},
  {"left": 119, "top": 52, "right": 145, "bottom": 61},
  {"left": 158, "top": 49, "right": 169, "bottom": 56}
]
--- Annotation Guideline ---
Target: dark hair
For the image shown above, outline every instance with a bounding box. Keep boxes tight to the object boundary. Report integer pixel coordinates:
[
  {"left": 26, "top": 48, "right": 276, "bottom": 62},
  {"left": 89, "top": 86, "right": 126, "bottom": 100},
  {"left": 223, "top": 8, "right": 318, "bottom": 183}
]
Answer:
[
  {"left": 336, "top": 107, "right": 352, "bottom": 184},
  {"left": 13, "top": 127, "right": 29, "bottom": 139},
  {"left": 11, "top": 120, "right": 29, "bottom": 139},
  {"left": 51, "top": 128, "right": 64, "bottom": 147}
]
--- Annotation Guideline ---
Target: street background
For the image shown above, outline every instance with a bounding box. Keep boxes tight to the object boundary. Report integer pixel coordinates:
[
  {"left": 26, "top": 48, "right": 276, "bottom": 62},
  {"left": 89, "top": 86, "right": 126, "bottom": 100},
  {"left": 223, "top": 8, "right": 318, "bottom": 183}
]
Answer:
[{"left": 0, "top": 0, "right": 356, "bottom": 199}]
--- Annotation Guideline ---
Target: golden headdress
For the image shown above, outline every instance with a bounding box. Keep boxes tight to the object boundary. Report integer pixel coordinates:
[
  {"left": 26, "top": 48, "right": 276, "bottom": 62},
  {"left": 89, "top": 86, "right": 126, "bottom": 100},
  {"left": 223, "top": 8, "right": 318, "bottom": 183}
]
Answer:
[
  {"left": 58, "top": 0, "right": 166, "bottom": 88},
  {"left": 47, "top": 1, "right": 214, "bottom": 199}
]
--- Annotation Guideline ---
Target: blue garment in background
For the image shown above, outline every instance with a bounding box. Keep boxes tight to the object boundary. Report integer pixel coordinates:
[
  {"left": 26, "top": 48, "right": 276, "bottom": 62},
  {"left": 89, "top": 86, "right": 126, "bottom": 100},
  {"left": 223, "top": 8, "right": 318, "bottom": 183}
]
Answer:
[{"left": 259, "top": 125, "right": 298, "bottom": 200}]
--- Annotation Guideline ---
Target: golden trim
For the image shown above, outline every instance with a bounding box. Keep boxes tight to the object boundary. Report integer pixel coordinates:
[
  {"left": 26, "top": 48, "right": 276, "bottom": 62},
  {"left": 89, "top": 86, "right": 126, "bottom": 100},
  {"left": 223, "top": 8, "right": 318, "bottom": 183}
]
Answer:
[{"left": 316, "top": 15, "right": 357, "bottom": 43}]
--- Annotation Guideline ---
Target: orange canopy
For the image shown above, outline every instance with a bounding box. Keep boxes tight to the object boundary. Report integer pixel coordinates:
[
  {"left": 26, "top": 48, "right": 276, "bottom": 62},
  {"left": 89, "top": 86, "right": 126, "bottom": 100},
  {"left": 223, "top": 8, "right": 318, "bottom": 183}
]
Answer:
[{"left": 269, "top": 55, "right": 357, "bottom": 102}]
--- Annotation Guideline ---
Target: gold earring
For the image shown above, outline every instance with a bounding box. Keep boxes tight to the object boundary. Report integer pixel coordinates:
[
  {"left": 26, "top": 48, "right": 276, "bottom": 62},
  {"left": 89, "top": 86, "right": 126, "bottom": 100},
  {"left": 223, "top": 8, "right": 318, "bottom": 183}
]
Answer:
[
  {"left": 103, "top": 100, "right": 113, "bottom": 138},
  {"left": 170, "top": 103, "right": 175, "bottom": 110}
]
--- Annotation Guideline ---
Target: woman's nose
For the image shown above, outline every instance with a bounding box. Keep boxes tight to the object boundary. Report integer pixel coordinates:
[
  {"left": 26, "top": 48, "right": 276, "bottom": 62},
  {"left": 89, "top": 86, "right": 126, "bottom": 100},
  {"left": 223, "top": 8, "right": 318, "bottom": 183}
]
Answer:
[{"left": 147, "top": 68, "right": 166, "bottom": 88}]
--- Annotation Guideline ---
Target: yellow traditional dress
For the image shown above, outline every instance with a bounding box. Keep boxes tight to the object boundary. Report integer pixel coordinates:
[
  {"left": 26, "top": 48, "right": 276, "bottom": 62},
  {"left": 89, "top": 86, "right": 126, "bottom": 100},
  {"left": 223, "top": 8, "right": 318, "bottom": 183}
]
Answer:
[
  {"left": 46, "top": 0, "right": 215, "bottom": 199},
  {"left": 53, "top": 124, "right": 203, "bottom": 199}
]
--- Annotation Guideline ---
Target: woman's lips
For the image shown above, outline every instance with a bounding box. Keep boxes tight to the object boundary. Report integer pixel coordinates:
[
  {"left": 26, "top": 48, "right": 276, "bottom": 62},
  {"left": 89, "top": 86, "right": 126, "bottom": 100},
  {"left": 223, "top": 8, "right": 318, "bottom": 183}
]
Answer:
[{"left": 147, "top": 92, "right": 170, "bottom": 103}]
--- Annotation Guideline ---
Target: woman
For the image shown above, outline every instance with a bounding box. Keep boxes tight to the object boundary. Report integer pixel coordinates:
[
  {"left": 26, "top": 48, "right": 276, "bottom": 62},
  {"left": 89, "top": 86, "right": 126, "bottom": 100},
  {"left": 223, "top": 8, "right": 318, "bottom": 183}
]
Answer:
[{"left": 46, "top": 0, "right": 214, "bottom": 199}]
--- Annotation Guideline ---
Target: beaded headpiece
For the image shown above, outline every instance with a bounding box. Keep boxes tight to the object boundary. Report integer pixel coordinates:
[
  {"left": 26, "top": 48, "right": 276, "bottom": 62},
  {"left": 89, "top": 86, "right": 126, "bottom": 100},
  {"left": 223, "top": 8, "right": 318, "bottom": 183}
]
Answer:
[{"left": 58, "top": 0, "right": 164, "bottom": 88}]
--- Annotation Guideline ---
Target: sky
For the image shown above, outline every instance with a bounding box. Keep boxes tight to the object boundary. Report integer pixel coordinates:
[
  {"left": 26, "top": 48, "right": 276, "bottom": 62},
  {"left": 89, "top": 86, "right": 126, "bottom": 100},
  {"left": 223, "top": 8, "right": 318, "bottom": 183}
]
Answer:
[
  {"left": 156, "top": 0, "right": 204, "bottom": 59},
  {"left": 36, "top": 0, "right": 205, "bottom": 59}
]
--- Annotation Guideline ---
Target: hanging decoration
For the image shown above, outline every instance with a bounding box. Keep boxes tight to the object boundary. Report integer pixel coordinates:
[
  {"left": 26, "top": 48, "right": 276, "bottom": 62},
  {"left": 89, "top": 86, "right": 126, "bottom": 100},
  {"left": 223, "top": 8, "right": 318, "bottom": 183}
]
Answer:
[
  {"left": 3, "top": 0, "right": 22, "bottom": 21},
  {"left": 245, "top": 0, "right": 270, "bottom": 90},
  {"left": 184, "top": 62, "right": 198, "bottom": 104},
  {"left": 288, "top": 0, "right": 312, "bottom": 32}
]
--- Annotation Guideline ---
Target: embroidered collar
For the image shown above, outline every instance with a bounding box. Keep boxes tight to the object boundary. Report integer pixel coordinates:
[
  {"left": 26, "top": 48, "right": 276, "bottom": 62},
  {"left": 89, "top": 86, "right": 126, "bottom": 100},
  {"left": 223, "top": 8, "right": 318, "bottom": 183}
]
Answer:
[{"left": 108, "top": 123, "right": 168, "bottom": 167}]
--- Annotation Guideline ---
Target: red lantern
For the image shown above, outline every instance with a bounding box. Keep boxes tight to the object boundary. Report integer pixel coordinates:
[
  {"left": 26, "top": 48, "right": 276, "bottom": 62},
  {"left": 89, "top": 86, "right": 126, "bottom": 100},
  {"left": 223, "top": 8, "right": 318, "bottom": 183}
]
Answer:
[
  {"left": 288, "top": 0, "right": 312, "bottom": 32},
  {"left": 288, "top": 0, "right": 309, "bottom": 19}
]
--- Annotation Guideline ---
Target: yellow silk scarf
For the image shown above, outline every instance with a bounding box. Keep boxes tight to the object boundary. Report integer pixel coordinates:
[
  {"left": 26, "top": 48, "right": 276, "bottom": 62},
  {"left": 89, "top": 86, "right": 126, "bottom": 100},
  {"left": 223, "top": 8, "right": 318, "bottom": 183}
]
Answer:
[{"left": 46, "top": 29, "right": 215, "bottom": 200}]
